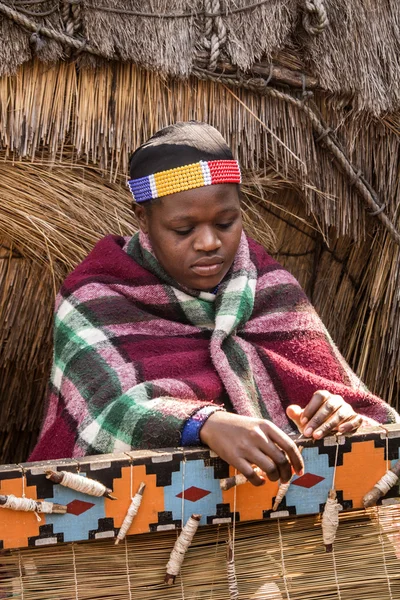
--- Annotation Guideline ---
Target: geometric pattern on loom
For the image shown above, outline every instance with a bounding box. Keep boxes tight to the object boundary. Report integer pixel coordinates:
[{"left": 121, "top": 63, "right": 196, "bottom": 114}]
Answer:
[
  {"left": 334, "top": 440, "right": 386, "bottom": 509},
  {"left": 176, "top": 486, "right": 211, "bottom": 502},
  {"left": 392, "top": 447, "right": 400, "bottom": 469},
  {"left": 88, "top": 517, "right": 119, "bottom": 540},
  {"left": 206, "top": 502, "right": 239, "bottom": 525},
  {"left": 291, "top": 473, "right": 325, "bottom": 488},
  {"left": 66, "top": 499, "right": 96, "bottom": 515},
  {"left": 205, "top": 453, "right": 230, "bottom": 480},
  {"left": 316, "top": 434, "right": 353, "bottom": 467},
  {"left": 164, "top": 458, "right": 222, "bottom": 525},
  {"left": 44, "top": 482, "right": 105, "bottom": 543},
  {"left": 377, "top": 431, "right": 400, "bottom": 504},
  {"left": 149, "top": 511, "right": 182, "bottom": 532},
  {"left": 372, "top": 430, "right": 400, "bottom": 461},
  {"left": 144, "top": 450, "right": 184, "bottom": 486},
  {"left": 0, "top": 476, "right": 41, "bottom": 549},
  {"left": 222, "top": 464, "right": 279, "bottom": 522},
  {"left": 283, "top": 447, "right": 334, "bottom": 515},
  {"left": 25, "top": 466, "right": 57, "bottom": 499},
  {"left": 28, "top": 523, "right": 64, "bottom": 547},
  {"left": 383, "top": 446, "right": 400, "bottom": 504},
  {"left": 105, "top": 464, "right": 164, "bottom": 535},
  {"left": 77, "top": 458, "right": 126, "bottom": 492}
]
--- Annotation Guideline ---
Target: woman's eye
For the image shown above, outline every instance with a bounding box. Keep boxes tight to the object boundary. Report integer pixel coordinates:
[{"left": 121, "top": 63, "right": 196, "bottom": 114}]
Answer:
[
  {"left": 174, "top": 228, "right": 193, "bottom": 236},
  {"left": 217, "top": 222, "right": 233, "bottom": 229}
]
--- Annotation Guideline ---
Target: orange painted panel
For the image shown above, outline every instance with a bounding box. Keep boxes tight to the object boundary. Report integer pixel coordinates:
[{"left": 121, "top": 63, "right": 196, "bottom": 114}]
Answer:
[
  {"left": 335, "top": 440, "right": 386, "bottom": 507},
  {"left": 104, "top": 464, "right": 164, "bottom": 534},
  {"left": 222, "top": 465, "right": 279, "bottom": 521},
  {"left": 0, "top": 478, "right": 41, "bottom": 549}
]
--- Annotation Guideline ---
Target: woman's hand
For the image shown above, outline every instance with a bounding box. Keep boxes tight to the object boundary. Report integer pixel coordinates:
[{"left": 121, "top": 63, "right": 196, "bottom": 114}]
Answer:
[
  {"left": 200, "top": 411, "right": 304, "bottom": 486},
  {"left": 286, "top": 390, "right": 363, "bottom": 439}
]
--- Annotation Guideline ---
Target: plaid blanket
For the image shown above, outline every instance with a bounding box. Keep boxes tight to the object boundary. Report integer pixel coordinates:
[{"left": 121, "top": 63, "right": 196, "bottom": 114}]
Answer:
[{"left": 30, "top": 232, "right": 398, "bottom": 460}]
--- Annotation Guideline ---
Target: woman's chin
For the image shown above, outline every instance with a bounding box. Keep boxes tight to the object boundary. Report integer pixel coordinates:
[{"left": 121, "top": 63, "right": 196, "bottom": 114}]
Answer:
[{"left": 181, "top": 273, "right": 223, "bottom": 292}]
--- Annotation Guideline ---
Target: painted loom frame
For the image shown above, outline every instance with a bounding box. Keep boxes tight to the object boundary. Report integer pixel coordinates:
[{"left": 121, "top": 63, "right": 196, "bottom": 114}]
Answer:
[{"left": 0, "top": 425, "right": 400, "bottom": 551}]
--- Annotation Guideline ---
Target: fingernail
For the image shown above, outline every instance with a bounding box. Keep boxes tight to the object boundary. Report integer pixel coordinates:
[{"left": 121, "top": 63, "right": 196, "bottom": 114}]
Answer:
[
  {"left": 298, "top": 468, "right": 304, "bottom": 477},
  {"left": 300, "top": 416, "right": 308, "bottom": 425},
  {"left": 314, "top": 430, "right": 322, "bottom": 439},
  {"left": 304, "top": 427, "right": 313, "bottom": 436}
]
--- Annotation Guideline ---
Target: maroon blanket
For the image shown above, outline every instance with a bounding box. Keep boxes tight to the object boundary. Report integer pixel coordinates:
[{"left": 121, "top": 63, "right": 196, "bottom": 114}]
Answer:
[{"left": 30, "top": 233, "right": 398, "bottom": 461}]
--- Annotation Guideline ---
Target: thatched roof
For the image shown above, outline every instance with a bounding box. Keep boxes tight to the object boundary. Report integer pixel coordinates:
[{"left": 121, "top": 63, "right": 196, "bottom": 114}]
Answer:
[
  {"left": 0, "top": 0, "right": 399, "bottom": 114},
  {"left": 0, "top": 0, "right": 399, "bottom": 463}
]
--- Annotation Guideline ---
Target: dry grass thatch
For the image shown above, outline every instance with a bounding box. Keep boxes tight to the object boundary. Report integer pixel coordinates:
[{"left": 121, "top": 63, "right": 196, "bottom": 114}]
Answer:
[
  {"left": 0, "top": 58, "right": 399, "bottom": 463},
  {"left": 1, "top": 61, "right": 399, "bottom": 240},
  {"left": 1, "top": 506, "right": 400, "bottom": 598},
  {"left": 0, "top": 0, "right": 400, "bottom": 115},
  {"left": 0, "top": 159, "right": 133, "bottom": 464}
]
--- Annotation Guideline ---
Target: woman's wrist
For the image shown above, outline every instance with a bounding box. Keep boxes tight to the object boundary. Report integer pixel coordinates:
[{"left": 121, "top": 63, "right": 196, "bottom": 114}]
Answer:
[{"left": 181, "top": 406, "right": 225, "bottom": 446}]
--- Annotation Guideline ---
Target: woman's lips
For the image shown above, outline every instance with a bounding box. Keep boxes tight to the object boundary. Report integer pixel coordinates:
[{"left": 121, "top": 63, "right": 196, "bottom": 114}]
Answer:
[{"left": 191, "top": 260, "right": 224, "bottom": 277}]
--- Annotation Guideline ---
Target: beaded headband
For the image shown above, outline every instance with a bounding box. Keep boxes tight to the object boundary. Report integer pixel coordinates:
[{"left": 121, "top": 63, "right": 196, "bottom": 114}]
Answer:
[{"left": 128, "top": 159, "right": 241, "bottom": 203}]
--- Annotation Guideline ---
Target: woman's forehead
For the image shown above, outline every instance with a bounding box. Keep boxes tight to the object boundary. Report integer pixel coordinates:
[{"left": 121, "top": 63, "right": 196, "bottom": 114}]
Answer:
[{"left": 154, "top": 185, "right": 240, "bottom": 220}]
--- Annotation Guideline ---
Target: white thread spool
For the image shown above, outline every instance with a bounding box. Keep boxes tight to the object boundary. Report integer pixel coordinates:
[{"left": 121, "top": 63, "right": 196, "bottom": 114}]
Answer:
[
  {"left": 363, "top": 470, "right": 399, "bottom": 508},
  {"left": 165, "top": 514, "right": 201, "bottom": 585},
  {"left": 0, "top": 494, "right": 67, "bottom": 515},
  {"left": 46, "top": 470, "right": 117, "bottom": 499},
  {"left": 115, "top": 482, "right": 146, "bottom": 545},
  {"left": 322, "top": 490, "right": 342, "bottom": 551},
  {"left": 220, "top": 467, "right": 264, "bottom": 491},
  {"left": 273, "top": 480, "right": 292, "bottom": 512}
]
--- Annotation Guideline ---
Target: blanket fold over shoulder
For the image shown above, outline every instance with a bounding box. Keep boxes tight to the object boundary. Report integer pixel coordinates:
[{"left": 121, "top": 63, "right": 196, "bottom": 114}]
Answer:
[{"left": 30, "top": 233, "right": 399, "bottom": 461}]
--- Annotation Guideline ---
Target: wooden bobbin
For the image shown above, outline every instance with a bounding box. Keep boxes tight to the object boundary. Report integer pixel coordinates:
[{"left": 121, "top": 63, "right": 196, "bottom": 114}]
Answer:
[
  {"left": 220, "top": 467, "right": 264, "bottom": 491},
  {"left": 363, "top": 458, "right": 400, "bottom": 508},
  {"left": 322, "top": 489, "right": 342, "bottom": 552},
  {"left": 0, "top": 494, "right": 67, "bottom": 514},
  {"left": 165, "top": 514, "right": 201, "bottom": 585},
  {"left": 46, "top": 469, "right": 117, "bottom": 500},
  {"left": 115, "top": 482, "right": 146, "bottom": 545}
]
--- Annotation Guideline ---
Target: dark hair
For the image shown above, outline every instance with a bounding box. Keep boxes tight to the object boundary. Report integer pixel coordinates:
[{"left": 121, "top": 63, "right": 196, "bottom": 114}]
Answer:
[{"left": 129, "top": 121, "right": 234, "bottom": 180}]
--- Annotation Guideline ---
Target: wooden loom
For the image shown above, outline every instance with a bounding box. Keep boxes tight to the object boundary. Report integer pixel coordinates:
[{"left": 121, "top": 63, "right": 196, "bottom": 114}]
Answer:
[{"left": 1, "top": 426, "right": 400, "bottom": 599}]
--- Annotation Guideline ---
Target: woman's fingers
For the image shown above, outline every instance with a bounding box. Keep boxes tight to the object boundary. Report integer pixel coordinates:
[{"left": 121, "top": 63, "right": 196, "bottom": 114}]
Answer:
[
  {"left": 250, "top": 442, "right": 291, "bottom": 482},
  {"left": 302, "top": 392, "right": 344, "bottom": 437},
  {"left": 236, "top": 459, "right": 266, "bottom": 487},
  {"left": 239, "top": 453, "right": 280, "bottom": 484},
  {"left": 300, "top": 390, "right": 334, "bottom": 426},
  {"left": 238, "top": 425, "right": 301, "bottom": 483},
  {"left": 311, "top": 404, "right": 356, "bottom": 438},
  {"left": 293, "top": 390, "right": 363, "bottom": 439},
  {"left": 199, "top": 411, "right": 304, "bottom": 487},
  {"left": 285, "top": 404, "right": 304, "bottom": 432},
  {"left": 261, "top": 421, "right": 304, "bottom": 478},
  {"left": 338, "top": 414, "right": 363, "bottom": 433}
]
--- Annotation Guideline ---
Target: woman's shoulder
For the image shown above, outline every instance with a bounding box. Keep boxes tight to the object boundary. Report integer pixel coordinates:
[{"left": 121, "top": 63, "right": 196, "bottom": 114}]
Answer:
[
  {"left": 60, "top": 234, "right": 142, "bottom": 296},
  {"left": 247, "top": 236, "right": 293, "bottom": 277},
  {"left": 246, "top": 236, "right": 306, "bottom": 301}
]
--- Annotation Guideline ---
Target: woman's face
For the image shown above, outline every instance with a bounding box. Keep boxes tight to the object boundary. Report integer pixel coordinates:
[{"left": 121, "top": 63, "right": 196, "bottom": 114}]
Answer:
[{"left": 134, "top": 184, "right": 242, "bottom": 291}]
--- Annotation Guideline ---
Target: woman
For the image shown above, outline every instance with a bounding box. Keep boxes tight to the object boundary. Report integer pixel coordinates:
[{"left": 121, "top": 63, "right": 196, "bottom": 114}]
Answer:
[{"left": 30, "top": 122, "right": 399, "bottom": 486}]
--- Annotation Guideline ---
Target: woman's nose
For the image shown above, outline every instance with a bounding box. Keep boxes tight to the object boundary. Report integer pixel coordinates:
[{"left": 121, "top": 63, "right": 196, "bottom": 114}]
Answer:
[{"left": 193, "top": 227, "right": 222, "bottom": 252}]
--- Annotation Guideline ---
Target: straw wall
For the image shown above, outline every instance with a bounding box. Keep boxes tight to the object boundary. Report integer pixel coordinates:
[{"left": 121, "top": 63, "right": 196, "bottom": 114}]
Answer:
[{"left": 0, "top": 0, "right": 400, "bottom": 115}]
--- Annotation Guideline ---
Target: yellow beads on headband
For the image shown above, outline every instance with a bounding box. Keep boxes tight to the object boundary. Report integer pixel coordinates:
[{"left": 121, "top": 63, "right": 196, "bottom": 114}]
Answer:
[{"left": 128, "top": 160, "right": 241, "bottom": 203}]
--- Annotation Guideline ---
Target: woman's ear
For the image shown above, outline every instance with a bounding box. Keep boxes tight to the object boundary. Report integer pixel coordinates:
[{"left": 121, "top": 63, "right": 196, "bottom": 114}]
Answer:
[{"left": 132, "top": 203, "right": 149, "bottom": 234}]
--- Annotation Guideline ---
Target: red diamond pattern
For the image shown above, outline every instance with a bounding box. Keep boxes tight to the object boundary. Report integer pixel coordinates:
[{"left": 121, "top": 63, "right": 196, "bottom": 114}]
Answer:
[
  {"left": 291, "top": 473, "right": 325, "bottom": 489},
  {"left": 66, "top": 499, "right": 95, "bottom": 515},
  {"left": 176, "top": 486, "right": 211, "bottom": 502}
]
